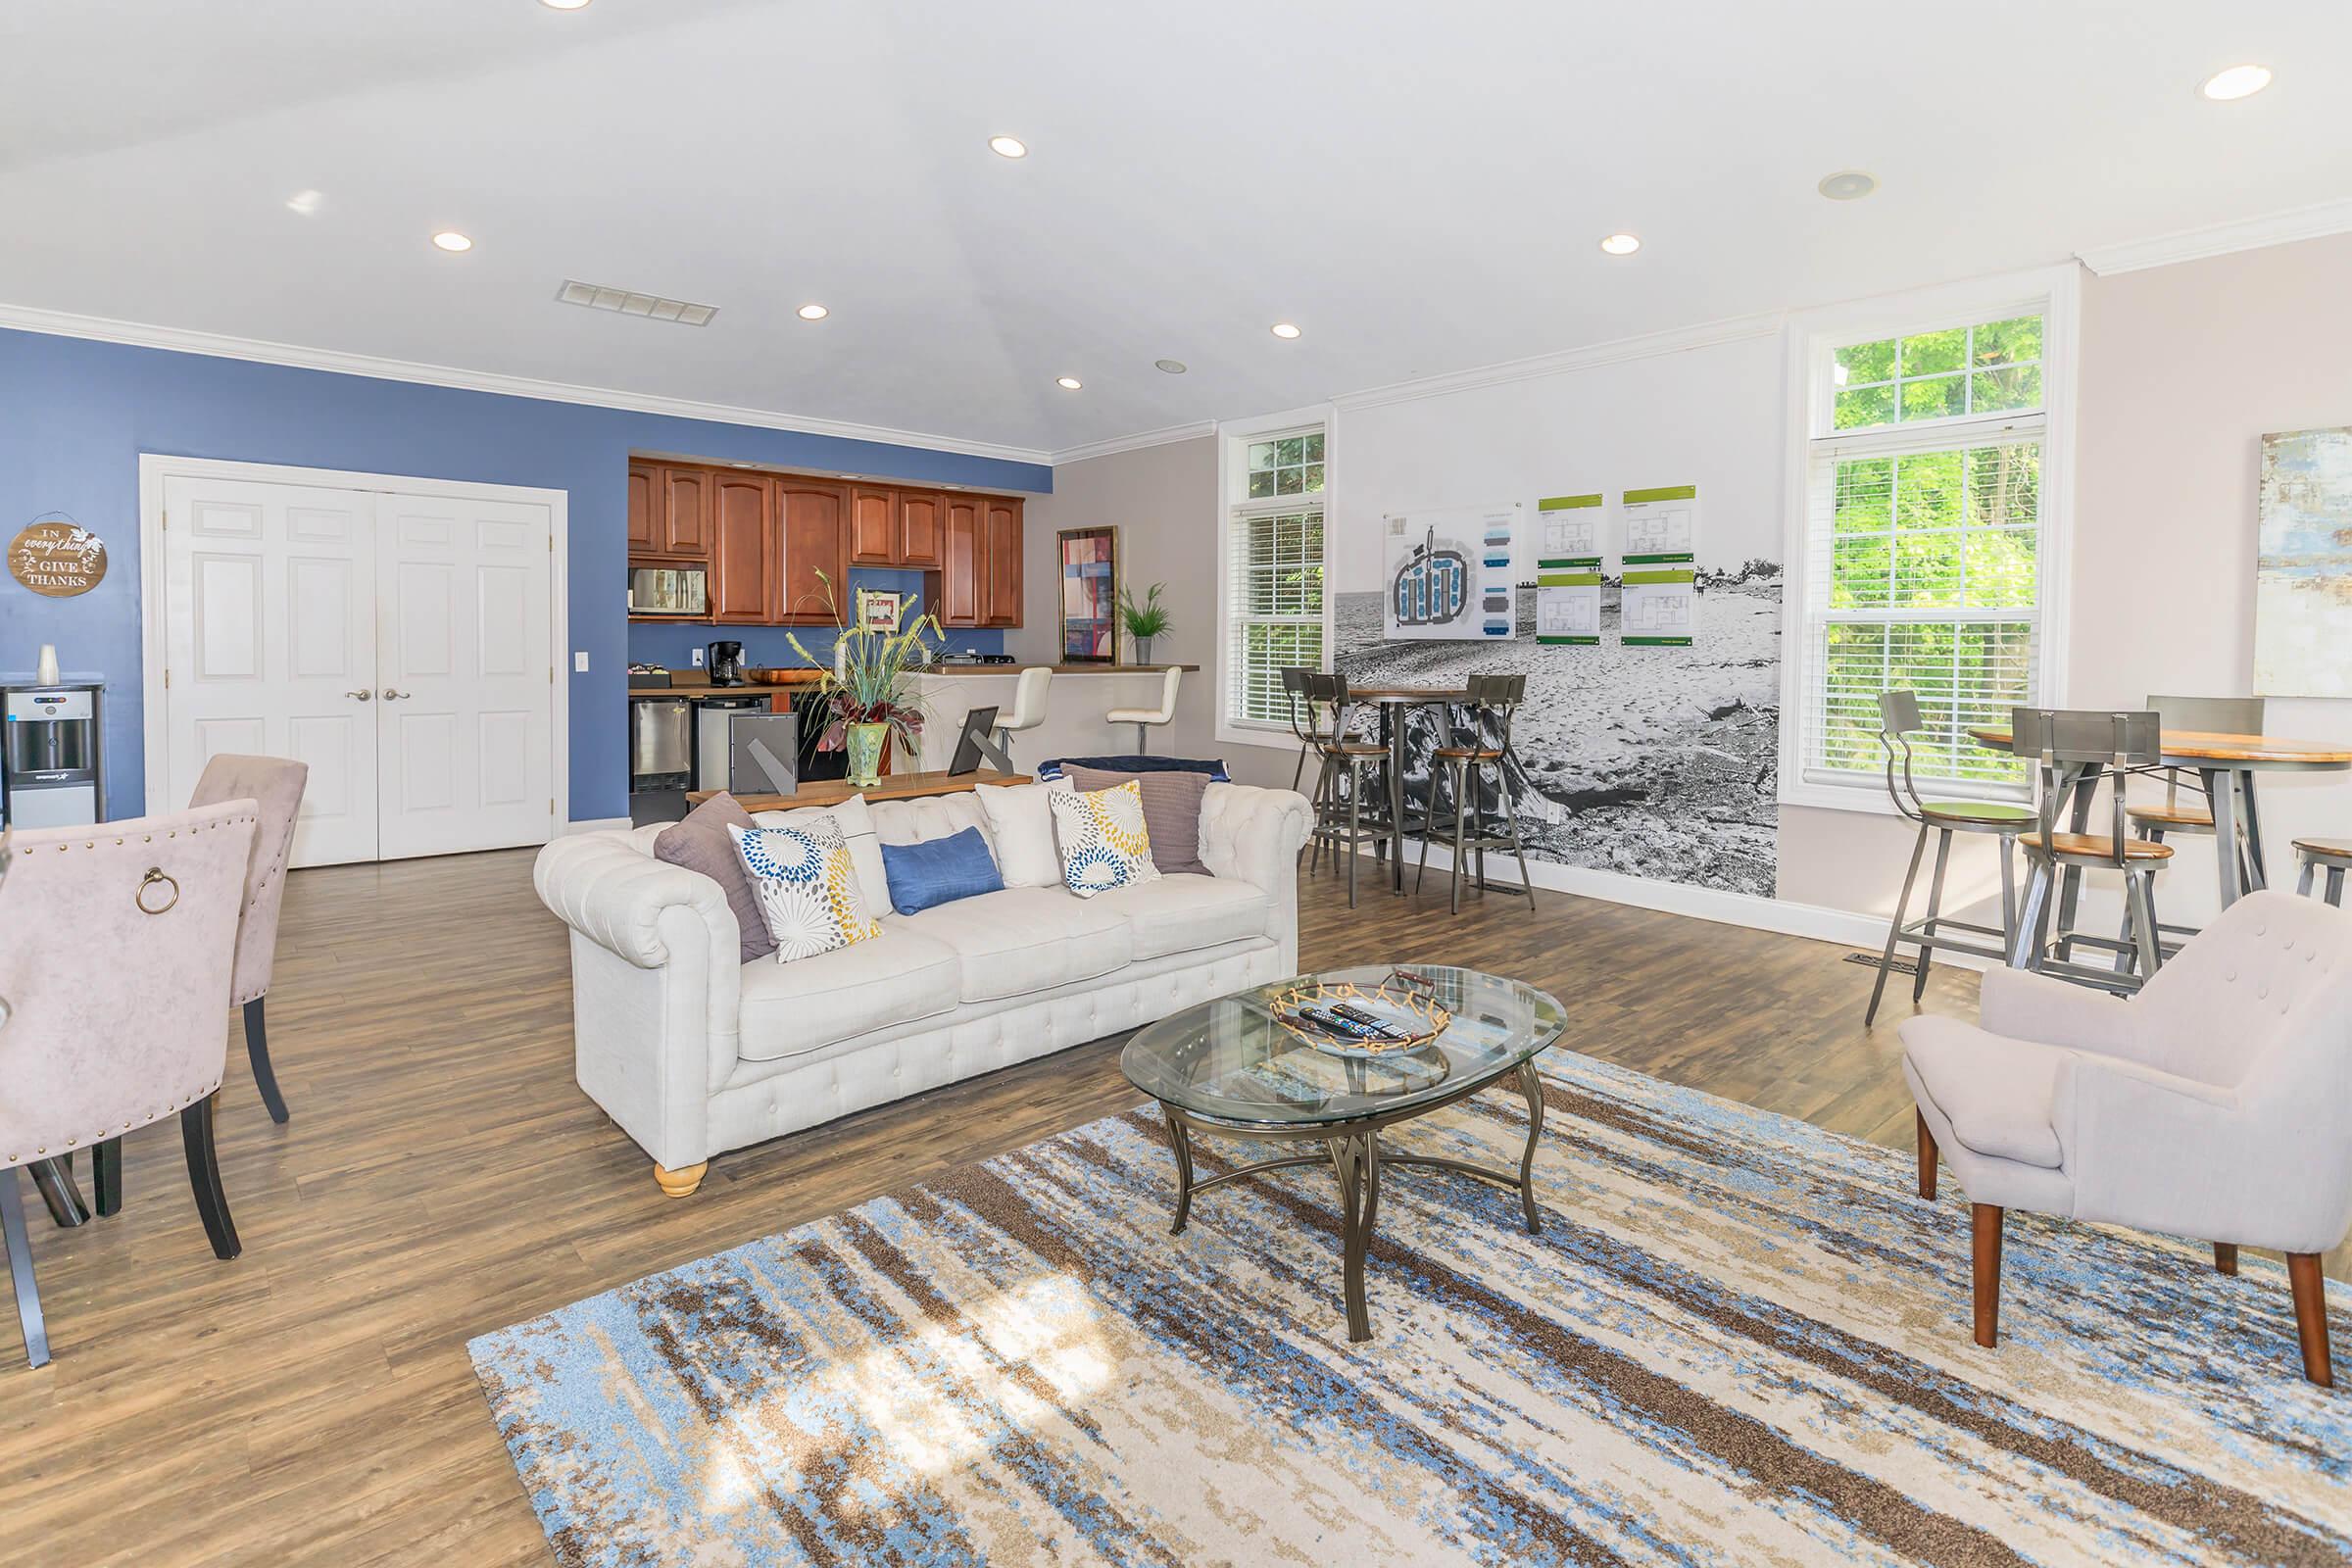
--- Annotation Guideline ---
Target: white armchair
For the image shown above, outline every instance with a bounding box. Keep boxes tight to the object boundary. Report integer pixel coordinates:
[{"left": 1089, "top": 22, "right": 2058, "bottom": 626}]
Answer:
[{"left": 1901, "top": 889, "right": 2352, "bottom": 1386}]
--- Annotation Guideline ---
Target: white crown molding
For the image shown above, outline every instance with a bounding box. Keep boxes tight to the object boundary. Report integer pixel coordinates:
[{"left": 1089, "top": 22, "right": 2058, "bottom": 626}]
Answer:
[
  {"left": 2075, "top": 197, "right": 2352, "bottom": 276},
  {"left": 1048, "top": 420, "right": 1216, "bottom": 466},
  {"left": 1330, "top": 310, "right": 1786, "bottom": 413},
  {"left": 0, "top": 301, "right": 1055, "bottom": 468}
]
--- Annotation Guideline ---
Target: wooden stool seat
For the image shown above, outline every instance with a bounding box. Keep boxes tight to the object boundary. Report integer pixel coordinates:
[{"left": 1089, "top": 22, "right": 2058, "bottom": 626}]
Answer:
[
  {"left": 1322, "top": 740, "right": 1386, "bottom": 758},
  {"left": 2296, "top": 839, "right": 2352, "bottom": 907},
  {"left": 1430, "top": 745, "right": 1504, "bottom": 761},
  {"left": 2022, "top": 832, "right": 2173, "bottom": 862},
  {"left": 2127, "top": 802, "right": 2214, "bottom": 831},
  {"left": 1920, "top": 799, "right": 2034, "bottom": 827},
  {"left": 2293, "top": 837, "right": 2352, "bottom": 862}
]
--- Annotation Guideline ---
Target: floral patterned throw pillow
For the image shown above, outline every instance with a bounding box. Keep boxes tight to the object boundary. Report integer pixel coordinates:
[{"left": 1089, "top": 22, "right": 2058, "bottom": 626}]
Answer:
[
  {"left": 727, "top": 818, "right": 884, "bottom": 961},
  {"left": 1047, "top": 779, "right": 1162, "bottom": 899}
]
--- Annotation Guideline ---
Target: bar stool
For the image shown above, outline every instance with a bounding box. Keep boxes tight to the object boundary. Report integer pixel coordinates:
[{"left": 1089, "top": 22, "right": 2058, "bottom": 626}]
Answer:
[
  {"left": 1280, "top": 665, "right": 1334, "bottom": 807},
  {"left": 2114, "top": 694, "right": 2264, "bottom": 957},
  {"left": 992, "top": 666, "right": 1053, "bottom": 764},
  {"left": 2007, "top": 707, "right": 2171, "bottom": 991},
  {"left": 1300, "top": 672, "right": 1393, "bottom": 907},
  {"left": 1415, "top": 673, "right": 1535, "bottom": 915},
  {"left": 2295, "top": 839, "right": 2352, "bottom": 906},
  {"left": 1106, "top": 666, "right": 1181, "bottom": 755},
  {"left": 1863, "top": 692, "right": 2031, "bottom": 1025}
]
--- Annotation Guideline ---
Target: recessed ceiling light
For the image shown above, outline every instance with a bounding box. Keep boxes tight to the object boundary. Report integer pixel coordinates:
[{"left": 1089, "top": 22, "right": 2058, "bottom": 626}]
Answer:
[
  {"left": 1270, "top": 322, "right": 1301, "bottom": 340},
  {"left": 2200, "top": 64, "right": 2273, "bottom": 101},
  {"left": 285, "top": 189, "right": 324, "bottom": 217},
  {"left": 431, "top": 230, "right": 472, "bottom": 252},
  {"left": 989, "top": 135, "right": 1028, "bottom": 159},
  {"left": 1056, "top": 376, "right": 1083, "bottom": 390},
  {"left": 540, "top": 0, "right": 592, "bottom": 9},
  {"left": 797, "top": 304, "right": 828, "bottom": 320},
  {"left": 1154, "top": 359, "right": 1187, "bottom": 374},
  {"left": 1598, "top": 232, "right": 1641, "bottom": 256},
  {"left": 1817, "top": 170, "right": 1878, "bottom": 201}
]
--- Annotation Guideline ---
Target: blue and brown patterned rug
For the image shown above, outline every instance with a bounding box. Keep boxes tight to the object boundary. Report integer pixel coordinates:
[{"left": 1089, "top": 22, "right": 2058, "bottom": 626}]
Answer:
[{"left": 469, "top": 1052, "right": 2351, "bottom": 1566}]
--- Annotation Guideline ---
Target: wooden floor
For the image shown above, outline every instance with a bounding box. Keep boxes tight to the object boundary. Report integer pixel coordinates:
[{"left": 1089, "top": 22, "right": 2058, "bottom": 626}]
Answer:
[{"left": 0, "top": 846, "right": 2331, "bottom": 1564}]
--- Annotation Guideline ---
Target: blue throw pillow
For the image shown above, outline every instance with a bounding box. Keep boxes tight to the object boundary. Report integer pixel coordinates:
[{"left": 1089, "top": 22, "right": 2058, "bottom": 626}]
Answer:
[
  {"left": 880, "top": 826, "right": 1005, "bottom": 915},
  {"left": 1037, "top": 755, "right": 1230, "bottom": 782}
]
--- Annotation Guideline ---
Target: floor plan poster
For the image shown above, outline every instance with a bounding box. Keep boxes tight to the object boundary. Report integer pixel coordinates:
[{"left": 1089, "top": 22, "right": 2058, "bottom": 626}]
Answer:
[
  {"left": 1537, "top": 558, "right": 1602, "bottom": 644},
  {"left": 1384, "top": 503, "right": 1521, "bottom": 640},
  {"left": 1538, "top": 492, "right": 1601, "bottom": 558},
  {"left": 1620, "top": 484, "right": 1697, "bottom": 647}
]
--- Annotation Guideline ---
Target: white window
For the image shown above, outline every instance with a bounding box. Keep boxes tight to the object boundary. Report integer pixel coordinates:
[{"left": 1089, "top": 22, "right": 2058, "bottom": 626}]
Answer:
[
  {"left": 1780, "top": 270, "right": 2076, "bottom": 810},
  {"left": 1217, "top": 410, "right": 1334, "bottom": 739}
]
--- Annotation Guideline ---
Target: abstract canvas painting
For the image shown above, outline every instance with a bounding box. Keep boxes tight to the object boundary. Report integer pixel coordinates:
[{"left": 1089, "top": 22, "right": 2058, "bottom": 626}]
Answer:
[{"left": 2254, "top": 426, "right": 2352, "bottom": 698}]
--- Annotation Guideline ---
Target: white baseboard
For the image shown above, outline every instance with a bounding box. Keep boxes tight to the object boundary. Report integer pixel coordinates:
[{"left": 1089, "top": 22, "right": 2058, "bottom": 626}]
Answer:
[
  {"left": 566, "top": 816, "right": 632, "bottom": 836},
  {"left": 1403, "top": 841, "right": 2000, "bottom": 973}
]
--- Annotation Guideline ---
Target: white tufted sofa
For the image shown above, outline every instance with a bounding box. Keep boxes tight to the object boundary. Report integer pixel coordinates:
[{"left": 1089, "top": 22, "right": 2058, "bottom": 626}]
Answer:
[{"left": 534, "top": 782, "right": 1311, "bottom": 1195}]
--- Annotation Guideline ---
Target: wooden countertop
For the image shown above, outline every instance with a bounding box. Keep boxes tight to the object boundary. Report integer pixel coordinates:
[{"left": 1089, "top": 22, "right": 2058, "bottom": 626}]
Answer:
[
  {"left": 1966, "top": 725, "right": 2352, "bottom": 765},
  {"left": 689, "top": 767, "right": 1028, "bottom": 811},
  {"left": 917, "top": 662, "right": 1199, "bottom": 676}
]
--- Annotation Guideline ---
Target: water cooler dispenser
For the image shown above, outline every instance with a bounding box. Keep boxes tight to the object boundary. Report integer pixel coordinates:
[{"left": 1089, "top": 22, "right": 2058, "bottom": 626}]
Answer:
[{"left": 1, "top": 683, "right": 106, "bottom": 828}]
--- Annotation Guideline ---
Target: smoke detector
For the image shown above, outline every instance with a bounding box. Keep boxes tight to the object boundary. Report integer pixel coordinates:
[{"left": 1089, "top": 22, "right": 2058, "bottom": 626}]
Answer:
[{"left": 556, "top": 279, "right": 717, "bottom": 325}]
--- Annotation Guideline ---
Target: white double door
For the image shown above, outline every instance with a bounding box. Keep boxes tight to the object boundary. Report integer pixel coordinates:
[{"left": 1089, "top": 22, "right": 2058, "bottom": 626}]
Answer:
[{"left": 159, "top": 472, "right": 556, "bottom": 867}]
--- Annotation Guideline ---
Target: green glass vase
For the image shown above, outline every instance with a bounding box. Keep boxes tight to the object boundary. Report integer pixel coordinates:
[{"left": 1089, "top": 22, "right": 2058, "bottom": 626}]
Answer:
[{"left": 846, "top": 721, "right": 887, "bottom": 788}]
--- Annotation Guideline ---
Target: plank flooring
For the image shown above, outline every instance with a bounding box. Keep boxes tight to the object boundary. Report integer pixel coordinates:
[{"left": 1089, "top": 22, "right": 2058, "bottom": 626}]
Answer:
[{"left": 0, "top": 845, "right": 2333, "bottom": 1564}]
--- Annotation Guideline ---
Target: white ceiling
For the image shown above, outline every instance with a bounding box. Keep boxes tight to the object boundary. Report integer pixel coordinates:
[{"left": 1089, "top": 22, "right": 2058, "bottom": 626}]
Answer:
[{"left": 3, "top": 1, "right": 2348, "bottom": 460}]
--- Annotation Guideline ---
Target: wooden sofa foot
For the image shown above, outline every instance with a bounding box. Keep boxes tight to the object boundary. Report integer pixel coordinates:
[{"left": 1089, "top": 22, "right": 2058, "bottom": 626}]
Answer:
[
  {"left": 654, "top": 1161, "right": 708, "bottom": 1199},
  {"left": 1972, "top": 1203, "right": 2004, "bottom": 1348},
  {"left": 2213, "top": 1242, "right": 2238, "bottom": 1276},
  {"left": 2287, "top": 1252, "right": 2333, "bottom": 1388}
]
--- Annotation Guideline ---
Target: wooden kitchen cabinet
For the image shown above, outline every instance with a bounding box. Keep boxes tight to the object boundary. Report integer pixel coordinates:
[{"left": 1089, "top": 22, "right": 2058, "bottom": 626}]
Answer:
[
  {"left": 848, "top": 486, "right": 899, "bottom": 564},
  {"left": 626, "top": 464, "right": 657, "bottom": 551},
  {"left": 939, "top": 494, "right": 984, "bottom": 625},
  {"left": 776, "top": 479, "right": 849, "bottom": 623},
  {"left": 982, "top": 497, "right": 1023, "bottom": 626},
  {"left": 896, "top": 490, "right": 944, "bottom": 567},
  {"left": 709, "top": 471, "right": 777, "bottom": 622},
  {"left": 657, "top": 466, "right": 710, "bottom": 557}
]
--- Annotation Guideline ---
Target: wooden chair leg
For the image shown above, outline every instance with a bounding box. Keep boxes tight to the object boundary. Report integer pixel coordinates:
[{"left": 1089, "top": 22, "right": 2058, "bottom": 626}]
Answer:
[
  {"left": 244, "top": 997, "right": 290, "bottom": 1125},
  {"left": 93, "top": 1139, "right": 122, "bottom": 1219},
  {"left": 2287, "top": 1252, "right": 2333, "bottom": 1388},
  {"left": 2212, "top": 1242, "right": 2238, "bottom": 1275},
  {"left": 0, "top": 1167, "right": 51, "bottom": 1370},
  {"left": 1972, "top": 1203, "right": 2004, "bottom": 1348},
  {"left": 180, "top": 1094, "right": 241, "bottom": 1261},
  {"left": 1915, "top": 1111, "right": 1937, "bottom": 1200}
]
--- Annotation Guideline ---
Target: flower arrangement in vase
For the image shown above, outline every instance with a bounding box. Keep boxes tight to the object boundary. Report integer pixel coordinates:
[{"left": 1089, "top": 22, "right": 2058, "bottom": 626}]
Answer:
[{"left": 786, "top": 573, "right": 939, "bottom": 787}]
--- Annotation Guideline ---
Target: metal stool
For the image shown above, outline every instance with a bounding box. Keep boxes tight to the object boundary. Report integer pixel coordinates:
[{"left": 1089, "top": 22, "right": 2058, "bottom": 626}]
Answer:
[
  {"left": 1415, "top": 673, "right": 1535, "bottom": 915},
  {"left": 1864, "top": 691, "right": 2030, "bottom": 1025},
  {"left": 2294, "top": 838, "right": 2352, "bottom": 906},
  {"left": 1300, "top": 672, "right": 1394, "bottom": 907},
  {"left": 1279, "top": 665, "right": 1334, "bottom": 799},
  {"left": 2007, "top": 707, "right": 2171, "bottom": 992},
  {"left": 2115, "top": 693, "right": 2264, "bottom": 958}
]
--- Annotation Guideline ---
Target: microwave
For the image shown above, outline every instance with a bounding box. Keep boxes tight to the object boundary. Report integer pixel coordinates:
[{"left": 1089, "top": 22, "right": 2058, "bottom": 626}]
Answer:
[{"left": 629, "top": 564, "right": 709, "bottom": 616}]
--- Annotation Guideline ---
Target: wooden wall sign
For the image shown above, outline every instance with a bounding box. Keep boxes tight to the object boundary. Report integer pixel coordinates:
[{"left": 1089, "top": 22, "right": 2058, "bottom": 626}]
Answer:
[{"left": 8, "top": 519, "right": 108, "bottom": 597}]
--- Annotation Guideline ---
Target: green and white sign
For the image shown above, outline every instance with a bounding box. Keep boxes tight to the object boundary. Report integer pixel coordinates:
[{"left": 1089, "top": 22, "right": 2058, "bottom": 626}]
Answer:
[{"left": 1619, "top": 484, "right": 1698, "bottom": 646}]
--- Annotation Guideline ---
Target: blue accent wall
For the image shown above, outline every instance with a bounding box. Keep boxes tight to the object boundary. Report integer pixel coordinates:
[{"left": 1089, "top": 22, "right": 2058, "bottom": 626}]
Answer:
[{"left": 0, "top": 327, "right": 1047, "bottom": 823}]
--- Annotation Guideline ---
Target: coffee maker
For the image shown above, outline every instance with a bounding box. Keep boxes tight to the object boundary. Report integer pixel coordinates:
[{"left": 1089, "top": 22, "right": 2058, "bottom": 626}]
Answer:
[{"left": 706, "top": 640, "right": 747, "bottom": 686}]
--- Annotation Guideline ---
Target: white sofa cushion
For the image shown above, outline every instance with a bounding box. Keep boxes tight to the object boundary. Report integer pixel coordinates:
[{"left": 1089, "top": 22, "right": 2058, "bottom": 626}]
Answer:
[
  {"left": 737, "top": 925, "right": 961, "bottom": 1062},
  {"left": 899, "top": 885, "right": 1133, "bottom": 1001},
  {"left": 756, "top": 795, "right": 890, "bottom": 913},
  {"left": 1090, "top": 874, "right": 1272, "bottom": 960},
  {"left": 974, "top": 780, "right": 1071, "bottom": 888}
]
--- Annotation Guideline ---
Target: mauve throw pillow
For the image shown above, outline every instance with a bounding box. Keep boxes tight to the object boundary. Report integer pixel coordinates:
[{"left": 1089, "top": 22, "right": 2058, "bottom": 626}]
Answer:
[
  {"left": 1064, "top": 764, "right": 1211, "bottom": 876},
  {"left": 654, "top": 792, "right": 773, "bottom": 963}
]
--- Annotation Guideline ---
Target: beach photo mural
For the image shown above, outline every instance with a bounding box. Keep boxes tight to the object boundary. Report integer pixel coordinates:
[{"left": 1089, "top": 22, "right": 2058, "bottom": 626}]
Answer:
[{"left": 1334, "top": 484, "right": 1781, "bottom": 899}]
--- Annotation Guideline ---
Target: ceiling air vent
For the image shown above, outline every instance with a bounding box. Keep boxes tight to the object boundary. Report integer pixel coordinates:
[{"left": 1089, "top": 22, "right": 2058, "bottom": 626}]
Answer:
[{"left": 556, "top": 279, "right": 718, "bottom": 326}]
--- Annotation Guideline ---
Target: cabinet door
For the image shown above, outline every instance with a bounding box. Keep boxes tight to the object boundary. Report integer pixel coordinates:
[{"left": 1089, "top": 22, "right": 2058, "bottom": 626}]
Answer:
[
  {"left": 848, "top": 486, "right": 899, "bottom": 564},
  {"left": 897, "top": 490, "right": 944, "bottom": 567},
  {"left": 659, "top": 466, "right": 710, "bottom": 557},
  {"left": 777, "top": 480, "right": 849, "bottom": 623},
  {"left": 982, "top": 497, "right": 1023, "bottom": 626},
  {"left": 626, "top": 465, "right": 657, "bottom": 551},
  {"left": 940, "top": 494, "right": 983, "bottom": 626},
  {"left": 709, "top": 472, "right": 776, "bottom": 623}
]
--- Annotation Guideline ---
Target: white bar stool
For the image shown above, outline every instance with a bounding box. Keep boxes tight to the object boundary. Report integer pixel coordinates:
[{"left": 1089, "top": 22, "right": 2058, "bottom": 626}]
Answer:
[
  {"left": 992, "top": 667, "right": 1053, "bottom": 764},
  {"left": 1106, "top": 667, "right": 1182, "bottom": 754}
]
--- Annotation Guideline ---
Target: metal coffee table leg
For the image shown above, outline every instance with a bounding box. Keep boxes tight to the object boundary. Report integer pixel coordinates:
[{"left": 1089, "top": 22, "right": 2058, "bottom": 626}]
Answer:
[
  {"left": 1516, "top": 1057, "right": 1545, "bottom": 1235},
  {"left": 1161, "top": 1113, "right": 1196, "bottom": 1236},
  {"left": 1326, "top": 1131, "right": 1377, "bottom": 1343}
]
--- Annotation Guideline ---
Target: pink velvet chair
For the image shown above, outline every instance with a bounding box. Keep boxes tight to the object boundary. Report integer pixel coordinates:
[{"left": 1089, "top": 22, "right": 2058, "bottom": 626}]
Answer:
[
  {"left": 0, "top": 802, "right": 257, "bottom": 1369},
  {"left": 188, "top": 756, "right": 309, "bottom": 1123}
]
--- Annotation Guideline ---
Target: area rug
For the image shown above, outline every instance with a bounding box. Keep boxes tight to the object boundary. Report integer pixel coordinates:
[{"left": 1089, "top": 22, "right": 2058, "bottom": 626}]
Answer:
[{"left": 469, "top": 1052, "right": 2351, "bottom": 1566}]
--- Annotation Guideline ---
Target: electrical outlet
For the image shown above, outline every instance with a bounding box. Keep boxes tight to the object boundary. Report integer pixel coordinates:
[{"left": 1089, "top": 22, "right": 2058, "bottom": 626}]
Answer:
[
  {"left": 690, "top": 647, "right": 705, "bottom": 667},
  {"left": 573, "top": 651, "right": 589, "bottom": 672}
]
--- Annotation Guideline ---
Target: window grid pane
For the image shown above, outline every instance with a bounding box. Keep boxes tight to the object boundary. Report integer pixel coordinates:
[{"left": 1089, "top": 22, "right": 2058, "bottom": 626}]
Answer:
[
  {"left": 1229, "top": 502, "right": 1326, "bottom": 725},
  {"left": 1830, "top": 313, "right": 2045, "bottom": 435}
]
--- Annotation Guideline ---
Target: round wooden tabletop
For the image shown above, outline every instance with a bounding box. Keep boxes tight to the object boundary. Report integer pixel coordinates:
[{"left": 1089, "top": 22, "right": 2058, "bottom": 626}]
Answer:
[
  {"left": 1348, "top": 685, "right": 1471, "bottom": 703},
  {"left": 1966, "top": 726, "right": 2352, "bottom": 766}
]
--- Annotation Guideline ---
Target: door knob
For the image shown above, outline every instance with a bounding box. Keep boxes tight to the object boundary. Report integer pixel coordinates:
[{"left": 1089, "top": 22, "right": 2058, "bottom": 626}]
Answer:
[
  {"left": 380, "top": 688, "right": 409, "bottom": 701},
  {"left": 346, "top": 690, "right": 373, "bottom": 702}
]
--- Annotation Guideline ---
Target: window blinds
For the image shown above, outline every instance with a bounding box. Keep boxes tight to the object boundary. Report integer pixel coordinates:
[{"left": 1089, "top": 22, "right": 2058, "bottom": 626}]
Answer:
[{"left": 1225, "top": 506, "right": 1325, "bottom": 726}]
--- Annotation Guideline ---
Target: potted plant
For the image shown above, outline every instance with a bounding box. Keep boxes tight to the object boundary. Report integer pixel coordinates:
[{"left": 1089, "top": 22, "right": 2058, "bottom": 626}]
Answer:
[
  {"left": 1118, "top": 581, "right": 1171, "bottom": 665},
  {"left": 787, "top": 573, "right": 938, "bottom": 787}
]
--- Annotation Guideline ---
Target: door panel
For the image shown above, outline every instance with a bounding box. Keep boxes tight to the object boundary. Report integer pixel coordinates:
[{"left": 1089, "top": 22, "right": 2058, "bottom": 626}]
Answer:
[
  {"left": 897, "top": 490, "right": 943, "bottom": 567},
  {"left": 940, "top": 495, "right": 982, "bottom": 625},
  {"left": 849, "top": 486, "right": 898, "bottom": 564},
  {"left": 777, "top": 481, "right": 848, "bottom": 623},
  {"left": 625, "top": 465, "right": 656, "bottom": 551},
  {"left": 374, "top": 493, "right": 556, "bottom": 859},
  {"left": 983, "top": 498, "right": 1023, "bottom": 626},
  {"left": 709, "top": 473, "right": 775, "bottom": 622},
  {"left": 162, "top": 476, "right": 379, "bottom": 866}
]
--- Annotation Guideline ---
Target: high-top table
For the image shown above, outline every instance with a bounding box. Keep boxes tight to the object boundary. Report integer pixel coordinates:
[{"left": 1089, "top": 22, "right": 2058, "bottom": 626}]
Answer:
[
  {"left": 1348, "top": 686, "right": 1471, "bottom": 892},
  {"left": 1966, "top": 727, "right": 2352, "bottom": 942}
]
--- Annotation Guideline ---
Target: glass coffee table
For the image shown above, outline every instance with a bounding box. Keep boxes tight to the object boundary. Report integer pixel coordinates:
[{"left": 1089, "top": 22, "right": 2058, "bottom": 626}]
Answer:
[{"left": 1119, "top": 964, "right": 1567, "bottom": 1342}]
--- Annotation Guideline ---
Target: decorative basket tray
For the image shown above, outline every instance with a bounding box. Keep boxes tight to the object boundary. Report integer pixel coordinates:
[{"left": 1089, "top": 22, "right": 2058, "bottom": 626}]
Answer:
[{"left": 1268, "top": 973, "right": 1452, "bottom": 1058}]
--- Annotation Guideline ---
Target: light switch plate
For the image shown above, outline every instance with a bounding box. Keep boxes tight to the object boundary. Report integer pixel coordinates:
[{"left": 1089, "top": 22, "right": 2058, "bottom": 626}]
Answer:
[
  {"left": 573, "top": 651, "right": 589, "bottom": 672},
  {"left": 690, "top": 648, "right": 705, "bottom": 666}
]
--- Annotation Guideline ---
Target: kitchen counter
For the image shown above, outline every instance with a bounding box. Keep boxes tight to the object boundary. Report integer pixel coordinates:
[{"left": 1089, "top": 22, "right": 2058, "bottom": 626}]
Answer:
[{"left": 921, "top": 662, "right": 1198, "bottom": 675}]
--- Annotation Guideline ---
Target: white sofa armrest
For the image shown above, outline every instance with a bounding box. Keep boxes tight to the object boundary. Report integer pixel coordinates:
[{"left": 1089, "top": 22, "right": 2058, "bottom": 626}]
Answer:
[
  {"left": 533, "top": 833, "right": 742, "bottom": 1177},
  {"left": 1199, "top": 783, "right": 1312, "bottom": 971}
]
